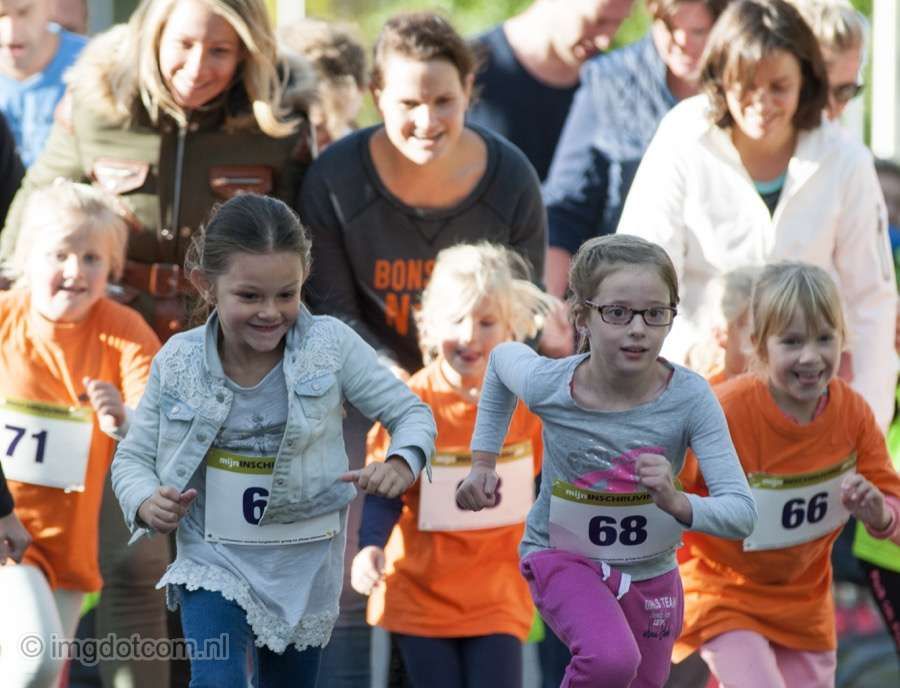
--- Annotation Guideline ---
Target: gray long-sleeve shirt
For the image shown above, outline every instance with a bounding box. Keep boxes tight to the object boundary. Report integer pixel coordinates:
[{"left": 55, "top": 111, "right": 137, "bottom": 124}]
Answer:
[{"left": 471, "top": 342, "right": 757, "bottom": 581}]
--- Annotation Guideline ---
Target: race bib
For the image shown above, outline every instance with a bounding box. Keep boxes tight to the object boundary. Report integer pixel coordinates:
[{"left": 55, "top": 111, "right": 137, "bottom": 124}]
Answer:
[
  {"left": 743, "top": 455, "right": 855, "bottom": 552},
  {"left": 204, "top": 449, "right": 340, "bottom": 546},
  {"left": 549, "top": 480, "right": 684, "bottom": 564},
  {"left": 0, "top": 397, "right": 92, "bottom": 491},
  {"left": 418, "top": 440, "right": 534, "bottom": 532}
]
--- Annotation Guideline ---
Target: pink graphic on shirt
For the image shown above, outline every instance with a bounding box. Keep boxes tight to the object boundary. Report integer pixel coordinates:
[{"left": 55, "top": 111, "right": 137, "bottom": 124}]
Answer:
[{"left": 574, "top": 446, "right": 667, "bottom": 493}]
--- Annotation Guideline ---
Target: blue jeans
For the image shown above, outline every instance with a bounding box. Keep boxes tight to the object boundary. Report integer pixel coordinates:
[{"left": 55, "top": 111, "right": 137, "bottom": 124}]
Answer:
[{"left": 179, "top": 587, "right": 322, "bottom": 688}]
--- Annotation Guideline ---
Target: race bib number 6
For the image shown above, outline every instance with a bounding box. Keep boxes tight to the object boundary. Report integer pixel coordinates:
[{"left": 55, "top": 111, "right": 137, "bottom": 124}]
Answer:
[
  {"left": 0, "top": 397, "right": 92, "bottom": 491},
  {"left": 743, "top": 455, "right": 856, "bottom": 552},
  {"left": 549, "top": 480, "right": 683, "bottom": 564},
  {"left": 205, "top": 449, "right": 340, "bottom": 546}
]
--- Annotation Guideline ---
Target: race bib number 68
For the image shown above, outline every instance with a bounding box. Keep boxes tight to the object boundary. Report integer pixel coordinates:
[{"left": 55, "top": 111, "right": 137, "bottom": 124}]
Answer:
[{"left": 549, "top": 481, "right": 684, "bottom": 564}]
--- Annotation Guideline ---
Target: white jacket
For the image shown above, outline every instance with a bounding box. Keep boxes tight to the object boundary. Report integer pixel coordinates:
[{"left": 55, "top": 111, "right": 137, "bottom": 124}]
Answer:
[{"left": 618, "top": 96, "right": 897, "bottom": 430}]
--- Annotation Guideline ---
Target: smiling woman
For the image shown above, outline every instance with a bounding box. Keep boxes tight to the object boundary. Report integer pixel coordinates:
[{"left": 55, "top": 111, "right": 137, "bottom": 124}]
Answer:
[
  {"left": 299, "top": 11, "right": 547, "bottom": 377},
  {"left": 0, "top": 0, "right": 317, "bottom": 343}
]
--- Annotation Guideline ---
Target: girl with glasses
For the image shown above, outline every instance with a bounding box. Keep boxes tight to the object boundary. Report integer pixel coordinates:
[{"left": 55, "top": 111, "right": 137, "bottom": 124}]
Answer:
[
  {"left": 618, "top": 0, "right": 896, "bottom": 433},
  {"left": 457, "top": 233, "right": 757, "bottom": 688}
]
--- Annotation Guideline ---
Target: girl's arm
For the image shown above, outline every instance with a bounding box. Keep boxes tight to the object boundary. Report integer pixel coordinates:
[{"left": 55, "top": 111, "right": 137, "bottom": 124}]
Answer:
[
  {"left": 110, "top": 358, "right": 167, "bottom": 540},
  {"left": 470, "top": 342, "right": 537, "bottom": 454},
  {"left": 338, "top": 323, "right": 436, "bottom": 479},
  {"left": 844, "top": 399, "right": 900, "bottom": 545},
  {"left": 686, "top": 385, "right": 757, "bottom": 539},
  {"left": 85, "top": 314, "right": 161, "bottom": 439},
  {"left": 458, "top": 343, "right": 538, "bottom": 510},
  {"left": 833, "top": 151, "right": 898, "bottom": 431}
]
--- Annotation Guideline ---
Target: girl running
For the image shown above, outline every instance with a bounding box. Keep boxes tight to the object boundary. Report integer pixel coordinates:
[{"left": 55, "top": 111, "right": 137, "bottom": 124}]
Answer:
[
  {"left": 0, "top": 181, "right": 160, "bottom": 688},
  {"left": 111, "top": 193, "right": 436, "bottom": 688},
  {"left": 351, "top": 243, "right": 556, "bottom": 688},
  {"left": 457, "top": 234, "right": 757, "bottom": 688},
  {"left": 677, "top": 261, "right": 900, "bottom": 687}
]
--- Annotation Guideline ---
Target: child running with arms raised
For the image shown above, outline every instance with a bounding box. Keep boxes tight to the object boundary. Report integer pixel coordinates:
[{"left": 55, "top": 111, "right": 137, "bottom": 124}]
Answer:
[
  {"left": 111, "top": 194, "right": 436, "bottom": 688},
  {"left": 457, "top": 234, "right": 757, "bottom": 688},
  {"left": 0, "top": 181, "right": 160, "bottom": 688},
  {"left": 676, "top": 261, "right": 900, "bottom": 687},
  {"left": 351, "top": 243, "right": 555, "bottom": 688}
]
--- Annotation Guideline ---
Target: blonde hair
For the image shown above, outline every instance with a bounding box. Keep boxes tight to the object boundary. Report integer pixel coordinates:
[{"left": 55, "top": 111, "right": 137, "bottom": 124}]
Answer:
[
  {"left": 13, "top": 181, "right": 129, "bottom": 285},
  {"left": 686, "top": 265, "right": 761, "bottom": 377},
  {"left": 749, "top": 261, "right": 847, "bottom": 368},
  {"left": 789, "top": 0, "right": 867, "bottom": 55},
  {"left": 129, "top": 0, "right": 297, "bottom": 136},
  {"left": 416, "top": 243, "right": 557, "bottom": 365},
  {"left": 568, "top": 235, "right": 679, "bottom": 354}
]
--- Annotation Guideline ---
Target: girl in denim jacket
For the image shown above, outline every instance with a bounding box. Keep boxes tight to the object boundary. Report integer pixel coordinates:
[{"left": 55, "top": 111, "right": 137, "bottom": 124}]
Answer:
[{"left": 111, "top": 194, "right": 436, "bottom": 688}]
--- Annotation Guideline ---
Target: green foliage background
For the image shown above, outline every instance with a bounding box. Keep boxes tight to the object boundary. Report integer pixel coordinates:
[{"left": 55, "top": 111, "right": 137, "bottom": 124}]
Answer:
[{"left": 305, "top": 0, "right": 650, "bottom": 52}]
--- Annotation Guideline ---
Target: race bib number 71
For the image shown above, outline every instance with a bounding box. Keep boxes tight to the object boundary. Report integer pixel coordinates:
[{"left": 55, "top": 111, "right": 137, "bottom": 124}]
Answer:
[{"left": 0, "top": 397, "right": 92, "bottom": 491}]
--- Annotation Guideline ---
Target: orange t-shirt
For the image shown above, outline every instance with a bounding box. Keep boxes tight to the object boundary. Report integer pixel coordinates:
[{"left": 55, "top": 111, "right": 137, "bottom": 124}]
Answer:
[
  {"left": 675, "top": 374, "right": 900, "bottom": 659},
  {"left": 365, "top": 360, "right": 543, "bottom": 640},
  {"left": 0, "top": 292, "right": 160, "bottom": 592}
]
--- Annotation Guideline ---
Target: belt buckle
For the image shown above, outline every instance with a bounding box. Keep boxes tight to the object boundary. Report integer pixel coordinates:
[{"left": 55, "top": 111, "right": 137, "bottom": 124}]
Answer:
[{"left": 149, "top": 263, "right": 180, "bottom": 298}]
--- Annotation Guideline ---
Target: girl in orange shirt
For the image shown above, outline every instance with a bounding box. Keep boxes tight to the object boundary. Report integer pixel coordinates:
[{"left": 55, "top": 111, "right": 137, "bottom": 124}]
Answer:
[
  {"left": 678, "top": 261, "right": 900, "bottom": 687},
  {"left": 0, "top": 182, "right": 160, "bottom": 688},
  {"left": 351, "top": 243, "right": 556, "bottom": 688}
]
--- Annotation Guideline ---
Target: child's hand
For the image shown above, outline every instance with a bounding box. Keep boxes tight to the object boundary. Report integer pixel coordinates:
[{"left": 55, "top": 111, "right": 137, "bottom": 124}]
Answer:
[
  {"left": 137, "top": 486, "right": 198, "bottom": 534},
  {"left": 0, "top": 511, "right": 31, "bottom": 564},
  {"left": 842, "top": 473, "right": 891, "bottom": 531},
  {"left": 83, "top": 377, "right": 126, "bottom": 433},
  {"left": 341, "top": 457, "right": 414, "bottom": 498},
  {"left": 538, "top": 302, "right": 574, "bottom": 358},
  {"left": 455, "top": 465, "right": 500, "bottom": 511},
  {"left": 637, "top": 453, "right": 692, "bottom": 526},
  {"left": 351, "top": 546, "right": 386, "bottom": 595}
]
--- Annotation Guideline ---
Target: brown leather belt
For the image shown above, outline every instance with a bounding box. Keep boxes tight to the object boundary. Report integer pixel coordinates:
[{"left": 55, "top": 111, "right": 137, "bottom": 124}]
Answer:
[{"left": 122, "top": 260, "right": 193, "bottom": 298}]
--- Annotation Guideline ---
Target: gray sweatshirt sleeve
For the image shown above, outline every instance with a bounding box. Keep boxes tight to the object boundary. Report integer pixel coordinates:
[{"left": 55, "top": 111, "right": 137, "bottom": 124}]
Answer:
[
  {"left": 470, "top": 342, "right": 537, "bottom": 454},
  {"left": 684, "top": 385, "right": 757, "bottom": 539}
]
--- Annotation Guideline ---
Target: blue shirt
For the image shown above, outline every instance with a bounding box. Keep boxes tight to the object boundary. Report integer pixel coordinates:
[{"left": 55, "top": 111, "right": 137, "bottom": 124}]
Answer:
[
  {"left": 468, "top": 26, "right": 578, "bottom": 182},
  {"left": 543, "top": 35, "right": 676, "bottom": 253},
  {"left": 0, "top": 26, "right": 86, "bottom": 167}
]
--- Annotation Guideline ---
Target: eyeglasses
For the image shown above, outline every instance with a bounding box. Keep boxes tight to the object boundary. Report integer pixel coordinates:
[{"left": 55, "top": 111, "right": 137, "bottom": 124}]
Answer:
[
  {"left": 584, "top": 302, "right": 677, "bottom": 327},
  {"left": 831, "top": 82, "right": 863, "bottom": 105}
]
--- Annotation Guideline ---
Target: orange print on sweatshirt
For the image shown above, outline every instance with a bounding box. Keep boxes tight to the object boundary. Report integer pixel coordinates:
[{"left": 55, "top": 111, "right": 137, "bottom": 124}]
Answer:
[{"left": 374, "top": 259, "right": 435, "bottom": 336}]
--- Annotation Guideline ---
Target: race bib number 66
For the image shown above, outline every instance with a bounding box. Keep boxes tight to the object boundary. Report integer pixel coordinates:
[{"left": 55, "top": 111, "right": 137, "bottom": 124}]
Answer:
[{"left": 743, "top": 455, "right": 856, "bottom": 552}]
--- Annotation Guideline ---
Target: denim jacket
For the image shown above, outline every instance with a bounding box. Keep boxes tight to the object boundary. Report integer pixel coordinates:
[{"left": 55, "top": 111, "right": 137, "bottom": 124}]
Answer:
[{"left": 112, "top": 306, "right": 436, "bottom": 543}]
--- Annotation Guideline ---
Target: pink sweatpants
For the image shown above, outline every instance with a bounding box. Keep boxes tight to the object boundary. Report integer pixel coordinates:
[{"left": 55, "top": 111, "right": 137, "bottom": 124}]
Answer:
[
  {"left": 520, "top": 549, "right": 683, "bottom": 688},
  {"left": 700, "top": 630, "right": 836, "bottom": 688}
]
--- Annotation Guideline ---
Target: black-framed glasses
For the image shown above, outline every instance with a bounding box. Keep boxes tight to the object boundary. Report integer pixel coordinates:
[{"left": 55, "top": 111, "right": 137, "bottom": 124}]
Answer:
[
  {"left": 584, "top": 302, "right": 677, "bottom": 327},
  {"left": 831, "top": 82, "right": 863, "bottom": 105}
]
